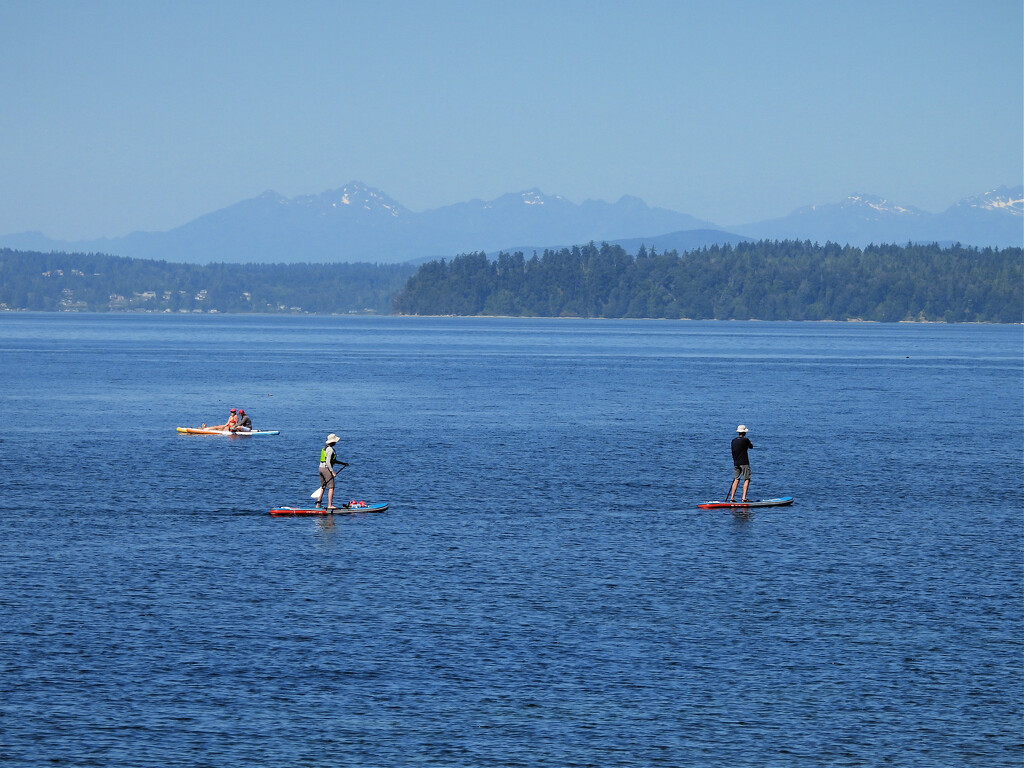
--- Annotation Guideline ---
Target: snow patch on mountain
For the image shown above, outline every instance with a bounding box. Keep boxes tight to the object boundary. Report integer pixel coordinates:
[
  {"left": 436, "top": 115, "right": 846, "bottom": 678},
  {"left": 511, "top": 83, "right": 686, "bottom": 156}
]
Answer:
[
  {"left": 795, "top": 194, "right": 926, "bottom": 220},
  {"left": 955, "top": 186, "right": 1023, "bottom": 216}
]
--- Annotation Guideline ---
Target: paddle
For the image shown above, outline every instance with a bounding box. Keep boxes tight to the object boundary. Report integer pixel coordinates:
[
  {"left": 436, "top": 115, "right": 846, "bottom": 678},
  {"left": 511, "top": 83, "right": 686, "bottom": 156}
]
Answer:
[{"left": 310, "top": 462, "right": 348, "bottom": 500}]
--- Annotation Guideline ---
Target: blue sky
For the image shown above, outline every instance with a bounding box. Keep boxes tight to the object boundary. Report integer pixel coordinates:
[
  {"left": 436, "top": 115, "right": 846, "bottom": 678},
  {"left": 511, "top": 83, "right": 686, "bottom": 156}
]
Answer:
[{"left": 2, "top": 0, "right": 1021, "bottom": 240}]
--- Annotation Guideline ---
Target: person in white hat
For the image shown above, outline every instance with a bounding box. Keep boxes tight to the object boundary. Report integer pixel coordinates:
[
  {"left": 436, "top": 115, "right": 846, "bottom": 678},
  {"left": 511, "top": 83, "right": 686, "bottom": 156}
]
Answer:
[
  {"left": 728, "top": 425, "right": 754, "bottom": 503},
  {"left": 318, "top": 433, "right": 348, "bottom": 509}
]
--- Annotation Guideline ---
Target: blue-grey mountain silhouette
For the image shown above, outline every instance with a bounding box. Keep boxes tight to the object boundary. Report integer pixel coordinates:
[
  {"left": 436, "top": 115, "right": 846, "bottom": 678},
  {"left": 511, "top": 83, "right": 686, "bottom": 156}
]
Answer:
[{"left": 1, "top": 183, "right": 1019, "bottom": 262}]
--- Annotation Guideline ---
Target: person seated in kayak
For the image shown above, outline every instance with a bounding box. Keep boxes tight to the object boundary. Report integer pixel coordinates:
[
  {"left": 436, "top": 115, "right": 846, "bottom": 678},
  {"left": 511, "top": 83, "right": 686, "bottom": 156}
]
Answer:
[
  {"left": 318, "top": 433, "right": 348, "bottom": 509},
  {"left": 204, "top": 408, "right": 237, "bottom": 430},
  {"left": 232, "top": 409, "right": 252, "bottom": 432}
]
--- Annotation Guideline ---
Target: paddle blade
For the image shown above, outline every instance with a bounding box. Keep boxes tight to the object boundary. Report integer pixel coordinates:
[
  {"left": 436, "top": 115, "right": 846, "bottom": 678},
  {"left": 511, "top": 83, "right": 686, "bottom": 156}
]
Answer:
[{"left": 311, "top": 486, "right": 324, "bottom": 500}]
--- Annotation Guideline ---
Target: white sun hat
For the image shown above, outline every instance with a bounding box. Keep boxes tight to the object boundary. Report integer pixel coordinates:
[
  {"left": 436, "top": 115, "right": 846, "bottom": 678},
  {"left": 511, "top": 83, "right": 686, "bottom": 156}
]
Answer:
[
  {"left": 326, "top": 433, "right": 340, "bottom": 444},
  {"left": 736, "top": 425, "right": 748, "bottom": 433}
]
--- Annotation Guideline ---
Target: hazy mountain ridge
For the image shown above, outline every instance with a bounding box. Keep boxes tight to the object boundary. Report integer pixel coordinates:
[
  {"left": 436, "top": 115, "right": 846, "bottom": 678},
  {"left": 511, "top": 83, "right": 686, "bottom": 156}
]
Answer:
[
  {"left": 730, "top": 187, "right": 1022, "bottom": 247},
  {"left": 1, "top": 183, "right": 1019, "bottom": 263}
]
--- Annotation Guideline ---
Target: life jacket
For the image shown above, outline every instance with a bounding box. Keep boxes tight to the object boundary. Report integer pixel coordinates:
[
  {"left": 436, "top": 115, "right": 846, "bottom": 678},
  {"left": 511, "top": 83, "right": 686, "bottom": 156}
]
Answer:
[{"left": 320, "top": 444, "right": 336, "bottom": 466}]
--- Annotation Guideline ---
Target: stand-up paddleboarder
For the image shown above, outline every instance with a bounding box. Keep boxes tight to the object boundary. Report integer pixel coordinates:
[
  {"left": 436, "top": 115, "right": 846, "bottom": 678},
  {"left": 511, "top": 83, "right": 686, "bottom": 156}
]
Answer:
[
  {"left": 318, "top": 433, "right": 347, "bottom": 509},
  {"left": 728, "top": 425, "right": 753, "bottom": 503}
]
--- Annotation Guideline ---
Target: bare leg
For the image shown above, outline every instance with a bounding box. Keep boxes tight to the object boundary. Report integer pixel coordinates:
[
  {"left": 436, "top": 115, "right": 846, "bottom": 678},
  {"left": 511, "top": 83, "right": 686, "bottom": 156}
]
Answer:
[
  {"left": 741, "top": 479, "right": 750, "bottom": 502},
  {"left": 729, "top": 478, "right": 739, "bottom": 502}
]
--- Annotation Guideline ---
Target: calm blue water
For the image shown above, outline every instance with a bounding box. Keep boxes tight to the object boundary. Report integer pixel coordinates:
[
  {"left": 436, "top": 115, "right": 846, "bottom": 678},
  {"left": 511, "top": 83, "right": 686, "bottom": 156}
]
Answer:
[{"left": 1, "top": 314, "right": 1021, "bottom": 767}]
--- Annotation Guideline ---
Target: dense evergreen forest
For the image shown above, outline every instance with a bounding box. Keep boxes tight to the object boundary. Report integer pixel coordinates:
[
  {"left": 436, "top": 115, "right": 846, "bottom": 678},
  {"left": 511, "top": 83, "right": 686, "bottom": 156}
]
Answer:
[
  {"left": 0, "top": 249, "right": 414, "bottom": 314},
  {"left": 4, "top": 241, "right": 1020, "bottom": 322},
  {"left": 393, "top": 241, "right": 1023, "bottom": 323}
]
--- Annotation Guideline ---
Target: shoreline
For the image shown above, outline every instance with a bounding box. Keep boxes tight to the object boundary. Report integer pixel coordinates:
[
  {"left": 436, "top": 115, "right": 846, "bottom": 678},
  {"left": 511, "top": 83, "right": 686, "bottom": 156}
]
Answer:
[{"left": 0, "top": 308, "right": 1018, "bottom": 325}]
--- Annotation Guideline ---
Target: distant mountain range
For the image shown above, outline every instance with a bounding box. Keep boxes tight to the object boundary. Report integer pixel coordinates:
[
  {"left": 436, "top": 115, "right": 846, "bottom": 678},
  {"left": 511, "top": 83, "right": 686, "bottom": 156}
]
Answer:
[
  {"left": 729, "top": 189, "right": 1023, "bottom": 248},
  {"left": 2, "top": 183, "right": 1020, "bottom": 264}
]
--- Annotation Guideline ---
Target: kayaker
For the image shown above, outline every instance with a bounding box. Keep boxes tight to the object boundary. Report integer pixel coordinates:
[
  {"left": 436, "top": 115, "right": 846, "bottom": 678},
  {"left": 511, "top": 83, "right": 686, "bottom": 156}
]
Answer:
[
  {"left": 234, "top": 409, "right": 252, "bottom": 432},
  {"left": 205, "top": 408, "right": 237, "bottom": 430},
  {"left": 318, "top": 433, "right": 348, "bottom": 509}
]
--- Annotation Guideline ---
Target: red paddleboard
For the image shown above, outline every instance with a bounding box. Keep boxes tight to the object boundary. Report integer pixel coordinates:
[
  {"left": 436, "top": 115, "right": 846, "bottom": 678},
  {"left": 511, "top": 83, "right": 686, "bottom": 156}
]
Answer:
[{"left": 269, "top": 502, "right": 388, "bottom": 516}]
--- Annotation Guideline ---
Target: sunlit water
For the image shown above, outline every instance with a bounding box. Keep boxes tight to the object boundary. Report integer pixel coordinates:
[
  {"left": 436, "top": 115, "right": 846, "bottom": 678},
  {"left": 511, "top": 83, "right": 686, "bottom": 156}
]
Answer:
[{"left": 1, "top": 314, "right": 1021, "bottom": 767}]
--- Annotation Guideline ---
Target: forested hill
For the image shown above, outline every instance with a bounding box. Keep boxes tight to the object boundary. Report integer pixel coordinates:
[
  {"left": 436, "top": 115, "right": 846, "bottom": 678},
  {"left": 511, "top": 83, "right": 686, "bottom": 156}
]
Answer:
[
  {"left": 5, "top": 243, "right": 1020, "bottom": 321},
  {"left": 0, "top": 249, "right": 414, "bottom": 314},
  {"left": 392, "top": 241, "right": 1023, "bottom": 323}
]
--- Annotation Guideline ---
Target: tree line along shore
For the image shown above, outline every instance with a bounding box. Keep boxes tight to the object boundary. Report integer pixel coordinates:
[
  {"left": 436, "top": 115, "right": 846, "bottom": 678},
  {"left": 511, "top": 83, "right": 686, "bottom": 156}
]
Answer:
[
  {"left": 2, "top": 240, "right": 1021, "bottom": 322},
  {"left": 395, "top": 240, "right": 1021, "bottom": 323},
  {"left": 0, "top": 249, "right": 413, "bottom": 315}
]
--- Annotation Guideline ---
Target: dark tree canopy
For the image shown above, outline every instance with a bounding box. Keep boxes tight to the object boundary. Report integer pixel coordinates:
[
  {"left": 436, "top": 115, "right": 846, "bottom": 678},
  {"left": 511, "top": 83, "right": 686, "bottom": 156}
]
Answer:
[
  {"left": 4, "top": 241, "right": 1020, "bottom": 323},
  {"left": 392, "top": 240, "right": 1023, "bottom": 323}
]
